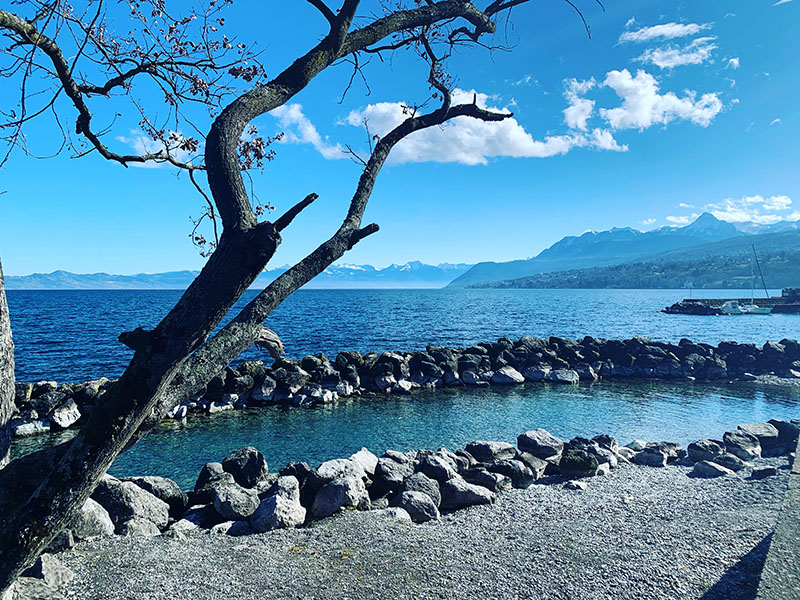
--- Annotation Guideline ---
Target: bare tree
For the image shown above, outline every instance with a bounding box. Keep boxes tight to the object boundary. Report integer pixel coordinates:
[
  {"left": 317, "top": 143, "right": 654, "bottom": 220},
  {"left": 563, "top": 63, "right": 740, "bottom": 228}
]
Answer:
[{"left": 0, "top": 0, "right": 596, "bottom": 590}]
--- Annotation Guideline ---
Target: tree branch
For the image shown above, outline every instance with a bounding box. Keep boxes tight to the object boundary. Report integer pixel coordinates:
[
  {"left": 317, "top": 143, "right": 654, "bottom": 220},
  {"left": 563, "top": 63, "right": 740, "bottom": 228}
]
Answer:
[
  {"left": 273, "top": 193, "right": 319, "bottom": 232},
  {"left": 306, "top": 0, "right": 336, "bottom": 25}
]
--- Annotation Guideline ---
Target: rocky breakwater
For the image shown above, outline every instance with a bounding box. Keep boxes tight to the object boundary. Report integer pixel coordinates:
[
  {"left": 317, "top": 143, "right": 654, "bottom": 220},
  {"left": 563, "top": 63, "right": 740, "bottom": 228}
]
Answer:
[
  {"left": 8, "top": 336, "right": 800, "bottom": 439},
  {"left": 12, "top": 417, "right": 798, "bottom": 599}
]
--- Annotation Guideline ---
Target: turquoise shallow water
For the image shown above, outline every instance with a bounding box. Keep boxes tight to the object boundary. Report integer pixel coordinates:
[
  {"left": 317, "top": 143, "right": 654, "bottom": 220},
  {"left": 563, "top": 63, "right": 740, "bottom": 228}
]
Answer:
[{"left": 13, "top": 379, "right": 800, "bottom": 489}]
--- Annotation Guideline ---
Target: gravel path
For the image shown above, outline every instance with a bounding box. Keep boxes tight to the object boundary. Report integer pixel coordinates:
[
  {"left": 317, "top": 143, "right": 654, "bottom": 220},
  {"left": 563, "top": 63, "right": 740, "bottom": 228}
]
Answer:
[{"left": 59, "top": 457, "right": 791, "bottom": 600}]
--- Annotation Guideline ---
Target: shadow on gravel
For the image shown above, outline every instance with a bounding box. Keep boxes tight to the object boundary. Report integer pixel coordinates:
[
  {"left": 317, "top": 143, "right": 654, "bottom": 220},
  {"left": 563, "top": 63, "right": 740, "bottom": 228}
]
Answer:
[{"left": 700, "top": 534, "right": 772, "bottom": 600}]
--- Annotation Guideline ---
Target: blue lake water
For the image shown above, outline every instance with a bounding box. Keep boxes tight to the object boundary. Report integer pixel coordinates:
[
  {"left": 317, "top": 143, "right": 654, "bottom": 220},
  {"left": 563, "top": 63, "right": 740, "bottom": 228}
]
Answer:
[
  {"left": 6, "top": 288, "right": 800, "bottom": 487},
  {"left": 6, "top": 288, "right": 800, "bottom": 382}
]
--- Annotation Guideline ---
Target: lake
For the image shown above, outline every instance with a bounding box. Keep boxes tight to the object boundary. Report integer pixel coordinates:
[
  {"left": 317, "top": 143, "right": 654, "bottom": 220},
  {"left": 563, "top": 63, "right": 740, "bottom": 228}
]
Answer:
[
  {"left": 7, "top": 288, "right": 800, "bottom": 488},
  {"left": 6, "top": 288, "right": 800, "bottom": 382}
]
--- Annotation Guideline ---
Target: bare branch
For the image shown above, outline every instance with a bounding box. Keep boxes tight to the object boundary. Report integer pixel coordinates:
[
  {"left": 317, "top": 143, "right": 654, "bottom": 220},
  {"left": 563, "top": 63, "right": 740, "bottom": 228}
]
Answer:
[
  {"left": 306, "top": 0, "right": 336, "bottom": 25},
  {"left": 273, "top": 193, "right": 319, "bottom": 232}
]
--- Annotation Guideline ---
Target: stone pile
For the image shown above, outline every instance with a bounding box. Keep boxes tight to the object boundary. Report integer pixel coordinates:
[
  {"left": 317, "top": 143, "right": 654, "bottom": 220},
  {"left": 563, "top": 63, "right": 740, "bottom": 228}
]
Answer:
[{"left": 9, "top": 336, "right": 800, "bottom": 437}]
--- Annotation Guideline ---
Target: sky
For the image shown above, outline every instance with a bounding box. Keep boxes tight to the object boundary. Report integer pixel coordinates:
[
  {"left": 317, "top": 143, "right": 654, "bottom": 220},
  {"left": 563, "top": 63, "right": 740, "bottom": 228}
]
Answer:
[{"left": 1, "top": 0, "right": 798, "bottom": 276}]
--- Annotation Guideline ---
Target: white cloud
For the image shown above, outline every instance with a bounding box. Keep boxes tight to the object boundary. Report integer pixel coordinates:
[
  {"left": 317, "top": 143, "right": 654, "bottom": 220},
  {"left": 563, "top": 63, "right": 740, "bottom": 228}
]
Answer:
[
  {"left": 511, "top": 75, "right": 532, "bottom": 87},
  {"left": 641, "top": 218, "right": 657, "bottom": 225},
  {"left": 678, "top": 203, "right": 695, "bottom": 208},
  {"left": 619, "top": 22, "right": 710, "bottom": 43},
  {"left": 771, "top": 118, "right": 782, "bottom": 126},
  {"left": 637, "top": 37, "right": 717, "bottom": 69},
  {"left": 116, "top": 130, "right": 195, "bottom": 169},
  {"left": 600, "top": 69, "right": 723, "bottom": 130},
  {"left": 666, "top": 214, "right": 698, "bottom": 224},
  {"left": 343, "top": 89, "right": 626, "bottom": 166},
  {"left": 773, "top": 0, "right": 793, "bottom": 5},
  {"left": 270, "top": 103, "right": 344, "bottom": 159},
  {"left": 701, "top": 195, "right": 794, "bottom": 224},
  {"left": 563, "top": 78, "right": 596, "bottom": 130},
  {"left": 727, "top": 57, "right": 740, "bottom": 69}
]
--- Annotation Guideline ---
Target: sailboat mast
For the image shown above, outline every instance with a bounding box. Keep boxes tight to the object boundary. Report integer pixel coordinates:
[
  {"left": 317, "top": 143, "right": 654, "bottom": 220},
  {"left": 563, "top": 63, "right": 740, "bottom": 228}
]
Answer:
[{"left": 752, "top": 244, "right": 769, "bottom": 298}]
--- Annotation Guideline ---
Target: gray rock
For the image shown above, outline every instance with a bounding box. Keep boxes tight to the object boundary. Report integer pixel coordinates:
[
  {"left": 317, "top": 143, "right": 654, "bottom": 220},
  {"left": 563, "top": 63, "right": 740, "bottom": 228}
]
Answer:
[
  {"left": 768, "top": 419, "right": 800, "bottom": 451},
  {"left": 119, "top": 518, "right": 162, "bottom": 537},
  {"left": 6, "top": 578, "right": 65, "bottom": 600},
  {"left": 222, "top": 446, "right": 269, "bottom": 488},
  {"left": 617, "top": 447, "right": 637, "bottom": 460},
  {"left": 367, "top": 507, "right": 412, "bottom": 522},
  {"left": 738, "top": 422, "right": 780, "bottom": 450},
  {"left": 464, "top": 441, "right": 516, "bottom": 464},
  {"left": 10, "top": 418, "right": 50, "bottom": 437},
  {"left": 547, "top": 369, "right": 580, "bottom": 384},
  {"left": 486, "top": 459, "right": 535, "bottom": 488},
  {"left": 92, "top": 475, "right": 169, "bottom": 530},
  {"left": 69, "top": 498, "right": 114, "bottom": 540},
  {"left": 596, "top": 463, "right": 611, "bottom": 476},
  {"left": 751, "top": 466, "right": 778, "bottom": 479},
  {"left": 401, "top": 472, "right": 441, "bottom": 508},
  {"left": 399, "top": 491, "right": 440, "bottom": 523},
  {"left": 632, "top": 448, "right": 668, "bottom": 468},
  {"left": 692, "top": 460, "right": 734, "bottom": 478},
  {"left": 209, "top": 520, "right": 254, "bottom": 537},
  {"left": 522, "top": 366, "right": 551, "bottom": 381},
  {"left": 266, "top": 475, "right": 302, "bottom": 503},
  {"left": 516, "top": 452, "right": 547, "bottom": 480},
  {"left": 724, "top": 430, "right": 762, "bottom": 460},
  {"left": 372, "top": 456, "right": 415, "bottom": 495},
  {"left": 564, "top": 480, "right": 587, "bottom": 491},
  {"left": 310, "top": 458, "right": 367, "bottom": 491},
  {"left": 462, "top": 468, "right": 513, "bottom": 493},
  {"left": 491, "top": 366, "right": 525, "bottom": 384},
  {"left": 250, "top": 494, "right": 306, "bottom": 532},
  {"left": 21, "top": 554, "right": 74, "bottom": 590},
  {"left": 517, "top": 429, "right": 563, "bottom": 459},
  {"left": 249, "top": 376, "right": 277, "bottom": 404},
  {"left": 440, "top": 477, "right": 496, "bottom": 511},
  {"left": 461, "top": 371, "right": 482, "bottom": 385},
  {"left": 311, "top": 476, "right": 370, "bottom": 519},
  {"left": 592, "top": 434, "right": 619, "bottom": 453},
  {"left": 31, "top": 390, "right": 66, "bottom": 416},
  {"left": 125, "top": 476, "right": 187, "bottom": 517},
  {"left": 416, "top": 451, "right": 459, "bottom": 483},
  {"left": 49, "top": 399, "right": 81, "bottom": 430},
  {"left": 687, "top": 439, "right": 726, "bottom": 463},
  {"left": 713, "top": 453, "right": 748, "bottom": 472},
  {"left": 349, "top": 447, "right": 379, "bottom": 476},
  {"left": 212, "top": 483, "right": 260, "bottom": 521},
  {"left": 625, "top": 440, "right": 647, "bottom": 451},
  {"left": 559, "top": 448, "right": 599, "bottom": 478},
  {"left": 195, "top": 462, "right": 227, "bottom": 491}
]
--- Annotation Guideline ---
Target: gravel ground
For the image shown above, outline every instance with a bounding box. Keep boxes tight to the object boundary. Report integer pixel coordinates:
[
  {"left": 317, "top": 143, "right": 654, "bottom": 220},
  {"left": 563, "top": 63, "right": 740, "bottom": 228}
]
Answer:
[{"left": 58, "top": 457, "right": 792, "bottom": 600}]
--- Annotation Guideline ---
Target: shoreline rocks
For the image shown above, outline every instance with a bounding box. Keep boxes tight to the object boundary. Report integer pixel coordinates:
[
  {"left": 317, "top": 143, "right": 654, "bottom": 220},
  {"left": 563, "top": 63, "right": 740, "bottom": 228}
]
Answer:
[
  {"left": 8, "top": 335, "right": 800, "bottom": 441},
  {"left": 40, "top": 418, "right": 796, "bottom": 551}
]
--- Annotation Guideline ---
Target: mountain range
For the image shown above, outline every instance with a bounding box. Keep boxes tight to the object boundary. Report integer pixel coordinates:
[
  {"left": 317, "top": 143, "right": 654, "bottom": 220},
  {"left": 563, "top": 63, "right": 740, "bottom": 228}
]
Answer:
[
  {"left": 5, "top": 262, "right": 472, "bottom": 290},
  {"left": 447, "top": 213, "right": 799, "bottom": 288},
  {"left": 6, "top": 214, "right": 800, "bottom": 290}
]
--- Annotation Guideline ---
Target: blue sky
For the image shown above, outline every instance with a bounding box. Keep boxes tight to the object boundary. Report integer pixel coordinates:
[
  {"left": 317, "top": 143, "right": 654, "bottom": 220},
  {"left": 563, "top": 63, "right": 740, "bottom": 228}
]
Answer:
[{"left": 1, "top": 0, "right": 798, "bottom": 275}]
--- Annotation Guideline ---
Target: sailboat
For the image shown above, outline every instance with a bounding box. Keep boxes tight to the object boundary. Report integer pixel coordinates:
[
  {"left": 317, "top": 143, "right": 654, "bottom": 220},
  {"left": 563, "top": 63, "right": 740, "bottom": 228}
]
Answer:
[{"left": 721, "top": 246, "right": 772, "bottom": 315}]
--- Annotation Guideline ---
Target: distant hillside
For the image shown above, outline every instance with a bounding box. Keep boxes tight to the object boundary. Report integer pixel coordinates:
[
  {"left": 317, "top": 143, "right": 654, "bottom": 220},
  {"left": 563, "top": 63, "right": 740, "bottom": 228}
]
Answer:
[
  {"left": 474, "top": 230, "right": 800, "bottom": 290},
  {"left": 448, "top": 213, "right": 795, "bottom": 288},
  {"left": 6, "top": 261, "right": 472, "bottom": 290}
]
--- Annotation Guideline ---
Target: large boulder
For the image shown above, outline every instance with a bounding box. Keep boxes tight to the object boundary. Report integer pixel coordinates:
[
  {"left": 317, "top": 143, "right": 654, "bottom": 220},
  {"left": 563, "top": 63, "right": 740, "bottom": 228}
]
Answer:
[
  {"left": 119, "top": 518, "right": 161, "bottom": 537},
  {"left": 349, "top": 447, "right": 379, "bottom": 477},
  {"left": 308, "top": 458, "right": 367, "bottom": 494},
  {"left": 464, "top": 441, "right": 516, "bottom": 464},
  {"left": 559, "top": 448, "right": 599, "bottom": 478},
  {"left": 517, "top": 429, "right": 563, "bottom": 459},
  {"left": 91, "top": 475, "right": 169, "bottom": 531},
  {"left": 371, "top": 455, "right": 415, "bottom": 496},
  {"left": 768, "top": 419, "right": 800, "bottom": 453},
  {"left": 439, "top": 477, "right": 496, "bottom": 511},
  {"left": 724, "top": 430, "right": 761, "bottom": 460},
  {"left": 714, "top": 453, "right": 748, "bottom": 472},
  {"left": 222, "top": 447, "right": 269, "bottom": 488},
  {"left": 461, "top": 468, "right": 513, "bottom": 493},
  {"left": 212, "top": 482, "right": 261, "bottom": 521},
  {"left": 738, "top": 423, "right": 780, "bottom": 455},
  {"left": 632, "top": 447, "right": 668, "bottom": 468},
  {"left": 486, "top": 459, "right": 535, "bottom": 488},
  {"left": 21, "top": 555, "right": 74, "bottom": 591},
  {"left": 687, "top": 439, "right": 726, "bottom": 463},
  {"left": 311, "top": 476, "right": 370, "bottom": 519},
  {"left": 49, "top": 399, "right": 81, "bottom": 430},
  {"left": 516, "top": 452, "right": 548, "bottom": 480},
  {"left": 250, "top": 477, "right": 306, "bottom": 532},
  {"left": 491, "top": 366, "right": 525, "bottom": 384},
  {"left": 400, "top": 472, "right": 441, "bottom": 507},
  {"left": 416, "top": 451, "right": 459, "bottom": 483},
  {"left": 547, "top": 369, "right": 580, "bottom": 384},
  {"left": 68, "top": 498, "right": 114, "bottom": 540},
  {"left": 693, "top": 460, "right": 735, "bottom": 478},
  {"left": 125, "top": 476, "right": 187, "bottom": 518},
  {"left": 399, "top": 491, "right": 440, "bottom": 523}
]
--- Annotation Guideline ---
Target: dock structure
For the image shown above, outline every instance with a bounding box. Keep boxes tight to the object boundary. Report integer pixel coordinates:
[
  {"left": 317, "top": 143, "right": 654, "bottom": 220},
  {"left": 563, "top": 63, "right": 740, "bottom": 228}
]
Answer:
[{"left": 663, "top": 288, "right": 800, "bottom": 315}]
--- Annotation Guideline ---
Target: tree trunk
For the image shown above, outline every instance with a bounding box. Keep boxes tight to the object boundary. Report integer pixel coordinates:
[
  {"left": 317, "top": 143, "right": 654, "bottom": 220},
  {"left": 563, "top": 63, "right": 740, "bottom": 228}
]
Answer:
[{"left": 0, "top": 257, "right": 14, "bottom": 470}]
